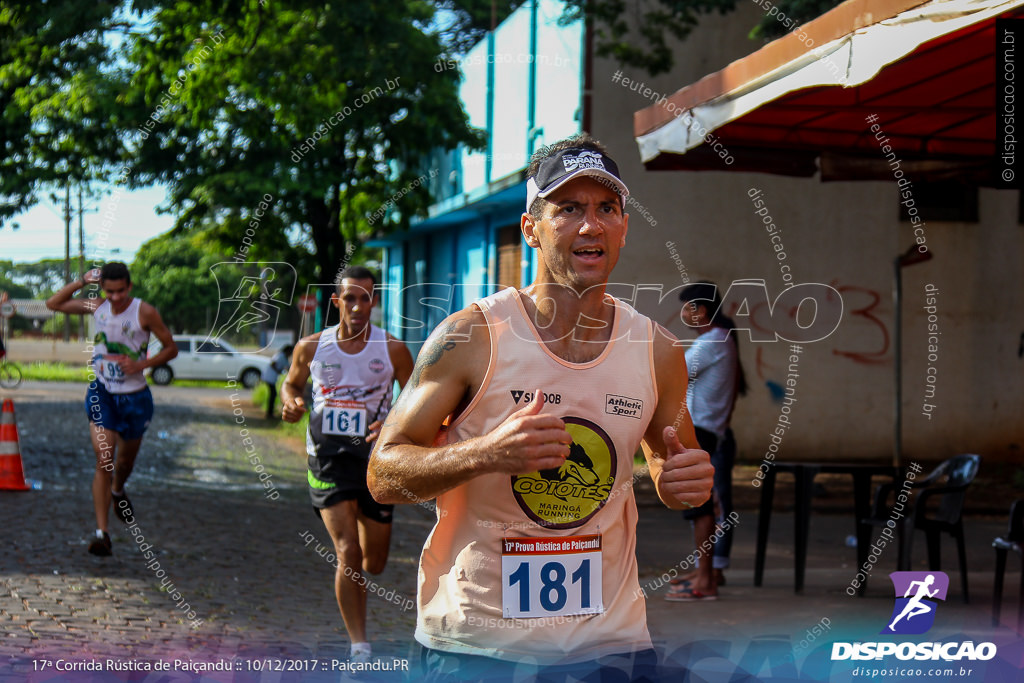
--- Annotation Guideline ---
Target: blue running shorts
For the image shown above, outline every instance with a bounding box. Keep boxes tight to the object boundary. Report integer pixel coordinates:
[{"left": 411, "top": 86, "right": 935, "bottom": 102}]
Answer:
[{"left": 85, "top": 381, "right": 154, "bottom": 440}]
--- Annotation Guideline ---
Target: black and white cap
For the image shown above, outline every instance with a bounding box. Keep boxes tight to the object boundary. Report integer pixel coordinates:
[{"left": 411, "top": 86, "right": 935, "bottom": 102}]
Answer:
[{"left": 525, "top": 147, "right": 630, "bottom": 212}]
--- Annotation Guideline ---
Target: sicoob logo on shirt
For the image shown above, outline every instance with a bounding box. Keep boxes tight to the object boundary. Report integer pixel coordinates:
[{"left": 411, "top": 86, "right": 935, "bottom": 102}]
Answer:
[{"left": 511, "top": 416, "right": 616, "bottom": 529}]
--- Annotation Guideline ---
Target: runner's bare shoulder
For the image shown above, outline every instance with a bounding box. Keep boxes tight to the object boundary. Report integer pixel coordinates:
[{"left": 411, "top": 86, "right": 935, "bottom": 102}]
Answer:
[
  {"left": 292, "top": 330, "right": 325, "bottom": 362},
  {"left": 408, "top": 305, "right": 489, "bottom": 392}
]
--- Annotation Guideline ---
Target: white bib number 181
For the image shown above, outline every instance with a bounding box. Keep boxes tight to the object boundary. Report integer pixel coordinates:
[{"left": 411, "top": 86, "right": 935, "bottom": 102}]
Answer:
[{"left": 500, "top": 535, "right": 603, "bottom": 619}]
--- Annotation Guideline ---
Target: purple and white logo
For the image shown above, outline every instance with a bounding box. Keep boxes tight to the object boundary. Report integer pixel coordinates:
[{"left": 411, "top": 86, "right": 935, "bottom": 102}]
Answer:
[{"left": 882, "top": 571, "right": 949, "bottom": 635}]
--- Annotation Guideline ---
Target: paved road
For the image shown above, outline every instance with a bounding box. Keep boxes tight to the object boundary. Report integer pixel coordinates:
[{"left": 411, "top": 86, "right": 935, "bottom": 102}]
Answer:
[
  {"left": 1, "top": 383, "right": 1020, "bottom": 682},
  {"left": 1, "top": 382, "right": 431, "bottom": 681}
]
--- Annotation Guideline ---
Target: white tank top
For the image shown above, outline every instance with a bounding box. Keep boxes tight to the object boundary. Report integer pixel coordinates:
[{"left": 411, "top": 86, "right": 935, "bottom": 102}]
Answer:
[
  {"left": 92, "top": 298, "right": 149, "bottom": 394},
  {"left": 306, "top": 324, "right": 394, "bottom": 458},
  {"left": 415, "top": 287, "right": 658, "bottom": 664}
]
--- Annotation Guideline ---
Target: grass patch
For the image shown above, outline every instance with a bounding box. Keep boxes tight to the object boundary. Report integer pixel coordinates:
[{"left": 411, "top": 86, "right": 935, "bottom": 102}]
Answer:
[
  {"left": 19, "top": 362, "right": 92, "bottom": 382},
  {"left": 251, "top": 382, "right": 269, "bottom": 410},
  {"left": 161, "top": 378, "right": 241, "bottom": 388},
  {"left": 279, "top": 410, "right": 309, "bottom": 440},
  {"left": 16, "top": 361, "right": 252, "bottom": 389}
]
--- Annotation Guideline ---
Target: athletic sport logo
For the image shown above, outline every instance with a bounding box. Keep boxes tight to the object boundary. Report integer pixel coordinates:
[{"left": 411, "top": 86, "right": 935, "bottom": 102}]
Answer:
[
  {"left": 882, "top": 571, "right": 949, "bottom": 635},
  {"left": 562, "top": 150, "right": 606, "bottom": 173},
  {"left": 605, "top": 394, "right": 642, "bottom": 419}
]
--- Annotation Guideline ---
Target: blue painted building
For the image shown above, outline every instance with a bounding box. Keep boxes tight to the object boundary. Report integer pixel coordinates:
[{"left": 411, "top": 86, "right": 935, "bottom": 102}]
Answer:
[{"left": 374, "top": 0, "right": 583, "bottom": 350}]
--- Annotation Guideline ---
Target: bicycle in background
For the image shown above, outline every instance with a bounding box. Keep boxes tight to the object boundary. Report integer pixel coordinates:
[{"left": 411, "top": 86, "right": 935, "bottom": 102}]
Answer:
[{"left": 0, "top": 358, "right": 21, "bottom": 389}]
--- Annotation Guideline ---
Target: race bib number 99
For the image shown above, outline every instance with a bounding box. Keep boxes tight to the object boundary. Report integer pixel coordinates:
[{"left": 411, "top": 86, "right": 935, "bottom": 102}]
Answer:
[
  {"left": 322, "top": 402, "right": 367, "bottom": 437},
  {"left": 501, "top": 535, "right": 603, "bottom": 619},
  {"left": 99, "top": 355, "right": 125, "bottom": 383}
]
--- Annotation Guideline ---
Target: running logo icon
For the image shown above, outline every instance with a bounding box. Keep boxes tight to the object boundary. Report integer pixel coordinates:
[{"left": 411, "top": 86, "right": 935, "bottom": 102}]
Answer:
[{"left": 882, "top": 571, "right": 949, "bottom": 635}]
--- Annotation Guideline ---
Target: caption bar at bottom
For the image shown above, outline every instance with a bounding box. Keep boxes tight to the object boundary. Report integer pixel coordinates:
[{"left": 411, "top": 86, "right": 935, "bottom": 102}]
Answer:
[{"left": 32, "top": 657, "right": 411, "bottom": 673}]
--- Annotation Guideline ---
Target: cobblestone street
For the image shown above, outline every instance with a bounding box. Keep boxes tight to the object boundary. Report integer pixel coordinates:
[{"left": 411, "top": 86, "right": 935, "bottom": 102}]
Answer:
[
  {"left": 0, "top": 383, "right": 429, "bottom": 682},
  {"left": 2, "top": 382, "right": 1021, "bottom": 682}
]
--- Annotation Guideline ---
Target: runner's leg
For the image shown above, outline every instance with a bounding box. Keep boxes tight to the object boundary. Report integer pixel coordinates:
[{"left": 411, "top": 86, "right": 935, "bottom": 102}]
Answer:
[
  {"left": 906, "top": 603, "right": 930, "bottom": 620},
  {"left": 321, "top": 499, "right": 369, "bottom": 644},
  {"left": 89, "top": 423, "right": 117, "bottom": 533},
  {"left": 266, "top": 381, "right": 277, "bottom": 418},
  {"left": 357, "top": 513, "right": 392, "bottom": 575},
  {"left": 112, "top": 435, "right": 143, "bottom": 492}
]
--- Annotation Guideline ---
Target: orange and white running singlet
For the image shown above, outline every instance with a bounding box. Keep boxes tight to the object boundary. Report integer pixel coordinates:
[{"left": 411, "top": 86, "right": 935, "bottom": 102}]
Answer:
[{"left": 415, "top": 287, "right": 658, "bottom": 664}]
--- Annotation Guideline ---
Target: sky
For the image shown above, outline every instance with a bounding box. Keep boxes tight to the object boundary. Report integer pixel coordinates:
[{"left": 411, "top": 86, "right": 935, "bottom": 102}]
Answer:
[{"left": 3, "top": 185, "right": 174, "bottom": 265}]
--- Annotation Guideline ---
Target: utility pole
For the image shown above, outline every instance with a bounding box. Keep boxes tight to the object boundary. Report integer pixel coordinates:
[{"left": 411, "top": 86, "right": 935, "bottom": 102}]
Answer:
[
  {"left": 78, "top": 187, "right": 86, "bottom": 339},
  {"left": 63, "top": 184, "right": 72, "bottom": 342},
  {"left": 76, "top": 187, "right": 99, "bottom": 340}
]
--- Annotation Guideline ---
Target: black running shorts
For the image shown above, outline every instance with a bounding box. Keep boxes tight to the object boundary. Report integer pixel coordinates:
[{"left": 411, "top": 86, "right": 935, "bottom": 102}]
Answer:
[{"left": 307, "top": 451, "right": 394, "bottom": 524}]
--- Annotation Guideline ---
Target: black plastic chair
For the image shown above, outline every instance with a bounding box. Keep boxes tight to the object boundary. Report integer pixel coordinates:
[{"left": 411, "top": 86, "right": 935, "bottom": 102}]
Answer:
[
  {"left": 862, "top": 454, "right": 981, "bottom": 602},
  {"left": 992, "top": 499, "right": 1024, "bottom": 630}
]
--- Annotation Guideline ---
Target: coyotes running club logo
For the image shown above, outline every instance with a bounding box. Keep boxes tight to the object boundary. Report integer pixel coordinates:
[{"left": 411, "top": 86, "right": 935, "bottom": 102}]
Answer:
[{"left": 511, "top": 416, "right": 616, "bottom": 529}]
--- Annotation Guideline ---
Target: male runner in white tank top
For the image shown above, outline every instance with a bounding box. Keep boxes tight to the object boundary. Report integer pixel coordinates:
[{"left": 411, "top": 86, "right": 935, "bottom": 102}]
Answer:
[
  {"left": 370, "top": 135, "right": 714, "bottom": 681},
  {"left": 280, "top": 265, "right": 413, "bottom": 663},
  {"left": 46, "top": 262, "right": 178, "bottom": 556}
]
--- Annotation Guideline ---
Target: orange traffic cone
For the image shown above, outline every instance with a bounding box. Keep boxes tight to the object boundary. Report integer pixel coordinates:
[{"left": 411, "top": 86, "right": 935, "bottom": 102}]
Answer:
[{"left": 0, "top": 398, "right": 30, "bottom": 491}]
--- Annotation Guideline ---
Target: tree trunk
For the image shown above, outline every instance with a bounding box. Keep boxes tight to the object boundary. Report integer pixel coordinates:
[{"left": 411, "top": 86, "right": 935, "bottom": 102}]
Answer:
[{"left": 308, "top": 186, "right": 343, "bottom": 327}]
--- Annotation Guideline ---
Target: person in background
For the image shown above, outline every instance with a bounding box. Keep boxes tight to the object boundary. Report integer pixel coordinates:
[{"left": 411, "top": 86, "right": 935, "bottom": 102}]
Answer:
[
  {"left": 45, "top": 263, "right": 178, "bottom": 555},
  {"left": 0, "top": 291, "right": 8, "bottom": 361},
  {"left": 667, "top": 280, "right": 747, "bottom": 601},
  {"left": 263, "top": 344, "right": 293, "bottom": 419},
  {"left": 281, "top": 266, "right": 413, "bottom": 663}
]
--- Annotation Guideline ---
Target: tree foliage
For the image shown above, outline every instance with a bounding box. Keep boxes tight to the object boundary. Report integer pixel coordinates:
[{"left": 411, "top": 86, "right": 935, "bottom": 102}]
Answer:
[
  {"left": 0, "top": 1, "right": 154, "bottom": 224},
  {"left": 0, "top": 259, "right": 68, "bottom": 332},
  {"left": 432, "top": 0, "right": 522, "bottom": 54},
  {"left": 128, "top": 232, "right": 244, "bottom": 335},
  {"left": 117, "top": 0, "right": 484, "bottom": 300},
  {"left": 0, "top": 258, "right": 68, "bottom": 297},
  {"left": 0, "top": 271, "right": 33, "bottom": 299},
  {"left": 128, "top": 224, "right": 315, "bottom": 338}
]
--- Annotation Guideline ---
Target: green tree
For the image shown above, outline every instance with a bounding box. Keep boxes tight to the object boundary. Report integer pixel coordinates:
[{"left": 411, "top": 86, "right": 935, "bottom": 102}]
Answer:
[
  {"left": 0, "top": 275, "right": 31, "bottom": 300},
  {"left": 0, "top": 258, "right": 68, "bottom": 297},
  {"left": 130, "top": 230, "right": 312, "bottom": 341},
  {"left": 118, "top": 0, "right": 483, "bottom": 310},
  {"left": 433, "top": 0, "right": 522, "bottom": 53},
  {"left": 0, "top": 1, "right": 146, "bottom": 224},
  {"left": 129, "top": 232, "right": 236, "bottom": 335}
]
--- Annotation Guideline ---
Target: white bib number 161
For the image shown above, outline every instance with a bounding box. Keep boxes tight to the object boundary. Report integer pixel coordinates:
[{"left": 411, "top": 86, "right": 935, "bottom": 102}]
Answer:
[
  {"left": 323, "top": 406, "right": 366, "bottom": 437},
  {"left": 500, "top": 535, "right": 603, "bottom": 619}
]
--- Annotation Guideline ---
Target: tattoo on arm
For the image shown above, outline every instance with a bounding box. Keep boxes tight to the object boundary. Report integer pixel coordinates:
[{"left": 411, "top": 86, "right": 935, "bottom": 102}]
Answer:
[{"left": 407, "top": 319, "right": 463, "bottom": 389}]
